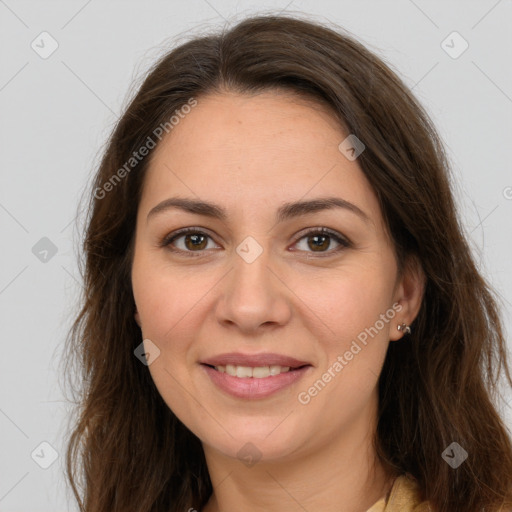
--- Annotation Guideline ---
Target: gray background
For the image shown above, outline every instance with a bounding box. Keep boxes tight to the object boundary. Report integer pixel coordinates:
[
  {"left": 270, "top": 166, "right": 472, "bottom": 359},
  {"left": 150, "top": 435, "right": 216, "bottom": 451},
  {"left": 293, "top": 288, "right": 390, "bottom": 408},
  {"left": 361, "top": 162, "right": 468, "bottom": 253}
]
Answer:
[{"left": 1, "top": 1, "right": 511, "bottom": 510}]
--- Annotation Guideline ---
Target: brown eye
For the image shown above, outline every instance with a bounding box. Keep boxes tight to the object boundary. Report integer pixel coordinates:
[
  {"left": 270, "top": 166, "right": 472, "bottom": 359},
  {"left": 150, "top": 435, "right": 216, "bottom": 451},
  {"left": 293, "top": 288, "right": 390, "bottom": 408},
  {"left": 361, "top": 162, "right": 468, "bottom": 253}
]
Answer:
[
  {"left": 183, "top": 233, "right": 208, "bottom": 251},
  {"left": 307, "top": 233, "right": 331, "bottom": 252},
  {"left": 161, "top": 227, "right": 350, "bottom": 257},
  {"left": 161, "top": 229, "right": 219, "bottom": 255},
  {"left": 293, "top": 228, "right": 350, "bottom": 255}
]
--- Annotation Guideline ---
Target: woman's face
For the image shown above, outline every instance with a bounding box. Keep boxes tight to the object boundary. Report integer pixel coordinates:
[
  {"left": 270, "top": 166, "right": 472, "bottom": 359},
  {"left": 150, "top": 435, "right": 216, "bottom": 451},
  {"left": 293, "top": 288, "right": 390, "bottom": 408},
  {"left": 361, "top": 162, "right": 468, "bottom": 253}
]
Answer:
[{"left": 131, "top": 91, "right": 419, "bottom": 464}]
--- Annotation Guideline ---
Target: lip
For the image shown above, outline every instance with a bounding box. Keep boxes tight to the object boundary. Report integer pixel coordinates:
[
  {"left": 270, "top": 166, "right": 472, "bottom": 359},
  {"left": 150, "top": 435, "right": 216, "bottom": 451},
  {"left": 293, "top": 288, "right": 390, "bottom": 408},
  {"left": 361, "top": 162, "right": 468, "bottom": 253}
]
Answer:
[
  {"left": 200, "top": 352, "right": 311, "bottom": 368},
  {"left": 201, "top": 364, "right": 312, "bottom": 399}
]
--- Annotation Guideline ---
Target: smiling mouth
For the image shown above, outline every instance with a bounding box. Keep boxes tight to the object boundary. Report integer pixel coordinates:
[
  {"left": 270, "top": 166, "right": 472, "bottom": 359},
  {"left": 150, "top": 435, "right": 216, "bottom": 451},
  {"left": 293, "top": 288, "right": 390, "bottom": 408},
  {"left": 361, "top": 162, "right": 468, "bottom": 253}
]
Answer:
[
  {"left": 201, "top": 360, "right": 313, "bottom": 399},
  {"left": 203, "top": 364, "right": 310, "bottom": 378}
]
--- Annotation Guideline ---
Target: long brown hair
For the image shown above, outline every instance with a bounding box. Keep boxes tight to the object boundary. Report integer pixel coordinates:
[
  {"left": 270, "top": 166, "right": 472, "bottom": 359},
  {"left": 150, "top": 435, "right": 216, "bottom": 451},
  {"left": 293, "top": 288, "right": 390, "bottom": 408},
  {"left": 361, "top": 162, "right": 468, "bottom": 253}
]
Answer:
[{"left": 61, "top": 13, "right": 512, "bottom": 512}]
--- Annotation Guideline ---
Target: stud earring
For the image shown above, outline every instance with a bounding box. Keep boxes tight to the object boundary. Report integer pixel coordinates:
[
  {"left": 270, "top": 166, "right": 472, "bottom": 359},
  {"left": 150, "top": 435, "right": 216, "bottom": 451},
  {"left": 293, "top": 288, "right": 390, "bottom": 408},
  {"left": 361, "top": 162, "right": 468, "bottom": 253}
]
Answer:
[{"left": 397, "top": 323, "right": 411, "bottom": 335}]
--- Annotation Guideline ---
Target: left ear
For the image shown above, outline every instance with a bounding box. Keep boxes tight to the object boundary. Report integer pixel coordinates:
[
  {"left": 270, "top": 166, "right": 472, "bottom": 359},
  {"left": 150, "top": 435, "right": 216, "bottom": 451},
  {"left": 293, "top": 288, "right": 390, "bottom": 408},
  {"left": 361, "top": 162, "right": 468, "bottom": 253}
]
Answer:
[
  {"left": 134, "top": 307, "right": 141, "bottom": 328},
  {"left": 389, "top": 254, "right": 425, "bottom": 341}
]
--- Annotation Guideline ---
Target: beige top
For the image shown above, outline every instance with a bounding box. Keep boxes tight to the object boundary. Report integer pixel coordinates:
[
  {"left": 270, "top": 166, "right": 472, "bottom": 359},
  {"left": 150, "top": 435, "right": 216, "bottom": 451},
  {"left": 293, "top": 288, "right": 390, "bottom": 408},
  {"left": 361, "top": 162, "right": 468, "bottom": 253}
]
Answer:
[
  {"left": 366, "top": 473, "right": 512, "bottom": 512},
  {"left": 366, "top": 473, "right": 431, "bottom": 512}
]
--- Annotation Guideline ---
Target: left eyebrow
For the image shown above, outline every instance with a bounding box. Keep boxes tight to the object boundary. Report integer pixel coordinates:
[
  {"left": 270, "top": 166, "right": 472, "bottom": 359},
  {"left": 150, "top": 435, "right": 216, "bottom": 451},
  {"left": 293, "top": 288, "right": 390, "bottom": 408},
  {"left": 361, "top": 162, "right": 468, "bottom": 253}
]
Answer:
[
  {"left": 276, "top": 197, "right": 371, "bottom": 225},
  {"left": 146, "top": 196, "right": 372, "bottom": 225}
]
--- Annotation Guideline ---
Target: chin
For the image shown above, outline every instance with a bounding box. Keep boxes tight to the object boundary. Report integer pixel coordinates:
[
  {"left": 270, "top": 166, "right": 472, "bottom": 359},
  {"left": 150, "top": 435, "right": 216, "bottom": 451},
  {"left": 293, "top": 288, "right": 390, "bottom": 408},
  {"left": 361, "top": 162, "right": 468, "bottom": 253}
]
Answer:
[{"left": 194, "top": 416, "right": 308, "bottom": 464}]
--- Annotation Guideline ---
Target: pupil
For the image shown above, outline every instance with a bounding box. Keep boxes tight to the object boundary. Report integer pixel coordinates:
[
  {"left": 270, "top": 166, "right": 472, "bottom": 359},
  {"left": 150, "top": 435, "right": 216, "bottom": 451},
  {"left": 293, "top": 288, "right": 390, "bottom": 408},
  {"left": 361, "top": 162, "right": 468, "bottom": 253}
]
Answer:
[
  {"left": 186, "top": 234, "right": 206, "bottom": 250},
  {"left": 310, "top": 235, "right": 328, "bottom": 251}
]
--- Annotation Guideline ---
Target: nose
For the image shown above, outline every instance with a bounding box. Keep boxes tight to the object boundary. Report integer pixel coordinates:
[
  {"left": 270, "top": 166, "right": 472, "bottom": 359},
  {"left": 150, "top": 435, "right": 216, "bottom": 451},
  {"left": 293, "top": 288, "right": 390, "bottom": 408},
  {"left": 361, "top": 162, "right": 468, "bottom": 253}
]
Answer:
[{"left": 214, "top": 244, "right": 293, "bottom": 334}]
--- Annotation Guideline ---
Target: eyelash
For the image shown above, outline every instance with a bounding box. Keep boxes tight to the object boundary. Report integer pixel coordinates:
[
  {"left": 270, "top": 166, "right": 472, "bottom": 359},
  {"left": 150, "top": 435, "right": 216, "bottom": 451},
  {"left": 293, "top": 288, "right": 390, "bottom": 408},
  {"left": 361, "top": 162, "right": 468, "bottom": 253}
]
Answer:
[{"left": 159, "top": 227, "right": 351, "bottom": 258}]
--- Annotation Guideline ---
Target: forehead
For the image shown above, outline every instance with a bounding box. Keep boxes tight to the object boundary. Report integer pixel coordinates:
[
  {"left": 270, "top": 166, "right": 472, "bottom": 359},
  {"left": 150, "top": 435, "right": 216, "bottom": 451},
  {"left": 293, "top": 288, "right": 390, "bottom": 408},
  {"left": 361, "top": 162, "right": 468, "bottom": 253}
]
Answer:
[
  {"left": 154, "top": 90, "right": 345, "bottom": 157},
  {"left": 140, "top": 91, "right": 383, "bottom": 228}
]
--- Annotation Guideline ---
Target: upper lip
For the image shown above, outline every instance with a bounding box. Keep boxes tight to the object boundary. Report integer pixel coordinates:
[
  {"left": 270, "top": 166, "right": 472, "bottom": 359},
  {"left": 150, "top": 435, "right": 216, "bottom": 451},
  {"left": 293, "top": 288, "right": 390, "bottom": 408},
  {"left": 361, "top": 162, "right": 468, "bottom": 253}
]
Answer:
[{"left": 200, "top": 352, "right": 311, "bottom": 368}]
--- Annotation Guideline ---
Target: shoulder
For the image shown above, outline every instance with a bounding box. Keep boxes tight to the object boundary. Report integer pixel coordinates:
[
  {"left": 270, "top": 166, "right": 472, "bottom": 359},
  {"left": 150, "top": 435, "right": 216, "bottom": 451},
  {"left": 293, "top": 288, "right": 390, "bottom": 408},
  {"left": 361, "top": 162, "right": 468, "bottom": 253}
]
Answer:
[
  {"left": 387, "top": 474, "right": 512, "bottom": 512},
  {"left": 368, "top": 473, "right": 512, "bottom": 512}
]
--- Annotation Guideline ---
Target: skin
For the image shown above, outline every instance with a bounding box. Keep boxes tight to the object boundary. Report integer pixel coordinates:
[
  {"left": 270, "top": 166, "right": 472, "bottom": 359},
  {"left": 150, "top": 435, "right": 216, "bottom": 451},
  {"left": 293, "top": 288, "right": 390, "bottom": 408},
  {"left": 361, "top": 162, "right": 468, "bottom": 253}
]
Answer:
[{"left": 131, "top": 90, "right": 425, "bottom": 512}]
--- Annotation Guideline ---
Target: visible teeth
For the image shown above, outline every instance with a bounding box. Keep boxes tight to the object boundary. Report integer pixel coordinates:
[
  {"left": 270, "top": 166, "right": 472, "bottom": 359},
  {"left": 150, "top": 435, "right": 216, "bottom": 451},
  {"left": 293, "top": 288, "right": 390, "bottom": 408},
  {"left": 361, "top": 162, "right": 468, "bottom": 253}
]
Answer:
[
  {"left": 270, "top": 365, "right": 282, "bottom": 376},
  {"left": 252, "top": 366, "right": 271, "bottom": 378},
  {"left": 226, "top": 364, "right": 237, "bottom": 376},
  {"left": 214, "top": 365, "right": 292, "bottom": 378},
  {"left": 236, "top": 366, "right": 253, "bottom": 378}
]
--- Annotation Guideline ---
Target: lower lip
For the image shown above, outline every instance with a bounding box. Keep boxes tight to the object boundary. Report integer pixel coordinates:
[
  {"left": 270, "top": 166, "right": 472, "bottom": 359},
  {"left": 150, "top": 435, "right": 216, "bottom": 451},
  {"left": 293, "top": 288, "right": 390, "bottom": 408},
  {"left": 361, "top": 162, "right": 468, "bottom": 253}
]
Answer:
[{"left": 201, "top": 364, "right": 312, "bottom": 399}]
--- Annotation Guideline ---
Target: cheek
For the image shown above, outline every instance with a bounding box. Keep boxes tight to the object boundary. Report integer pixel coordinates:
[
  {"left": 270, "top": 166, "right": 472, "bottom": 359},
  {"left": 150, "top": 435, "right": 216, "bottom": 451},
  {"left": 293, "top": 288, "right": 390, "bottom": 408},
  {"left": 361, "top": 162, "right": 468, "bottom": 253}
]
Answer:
[
  {"left": 299, "top": 275, "right": 393, "bottom": 423},
  {"left": 132, "top": 262, "right": 206, "bottom": 422},
  {"left": 132, "top": 255, "right": 209, "bottom": 338},
  {"left": 131, "top": 259, "right": 222, "bottom": 394},
  {"left": 298, "top": 264, "right": 394, "bottom": 341}
]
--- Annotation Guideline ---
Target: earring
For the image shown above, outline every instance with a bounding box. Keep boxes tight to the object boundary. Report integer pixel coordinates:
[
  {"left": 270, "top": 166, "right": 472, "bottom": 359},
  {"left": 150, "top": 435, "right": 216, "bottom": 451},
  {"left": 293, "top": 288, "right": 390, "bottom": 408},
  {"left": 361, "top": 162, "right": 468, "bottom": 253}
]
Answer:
[{"left": 397, "top": 323, "right": 411, "bottom": 335}]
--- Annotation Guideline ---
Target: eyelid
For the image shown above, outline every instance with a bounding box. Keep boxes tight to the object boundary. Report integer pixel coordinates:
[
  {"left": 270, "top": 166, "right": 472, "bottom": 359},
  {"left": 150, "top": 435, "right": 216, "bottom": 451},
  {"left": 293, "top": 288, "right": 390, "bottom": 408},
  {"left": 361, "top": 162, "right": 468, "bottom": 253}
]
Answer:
[
  {"left": 159, "top": 226, "right": 221, "bottom": 251},
  {"left": 160, "top": 226, "right": 351, "bottom": 256},
  {"left": 288, "top": 227, "right": 351, "bottom": 257}
]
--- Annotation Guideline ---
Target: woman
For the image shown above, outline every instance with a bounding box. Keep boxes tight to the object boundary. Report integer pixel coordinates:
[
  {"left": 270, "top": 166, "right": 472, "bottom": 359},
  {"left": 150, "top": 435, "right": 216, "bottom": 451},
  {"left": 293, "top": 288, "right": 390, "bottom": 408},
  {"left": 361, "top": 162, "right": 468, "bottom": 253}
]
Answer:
[{"left": 62, "top": 13, "right": 512, "bottom": 512}]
